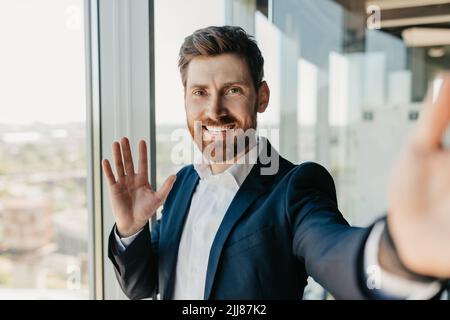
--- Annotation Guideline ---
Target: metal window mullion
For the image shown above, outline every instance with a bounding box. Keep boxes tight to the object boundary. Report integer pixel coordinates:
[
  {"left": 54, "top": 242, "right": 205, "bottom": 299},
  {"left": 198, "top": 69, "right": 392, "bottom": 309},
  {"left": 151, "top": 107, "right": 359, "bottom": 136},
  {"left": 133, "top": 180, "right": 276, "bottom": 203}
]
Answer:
[
  {"left": 84, "top": 0, "right": 104, "bottom": 300},
  {"left": 98, "top": 0, "right": 152, "bottom": 299},
  {"left": 148, "top": 0, "right": 157, "bottom": 298},
  {"left": 148, "top": 0, "right": 156, "bottom": 196}
]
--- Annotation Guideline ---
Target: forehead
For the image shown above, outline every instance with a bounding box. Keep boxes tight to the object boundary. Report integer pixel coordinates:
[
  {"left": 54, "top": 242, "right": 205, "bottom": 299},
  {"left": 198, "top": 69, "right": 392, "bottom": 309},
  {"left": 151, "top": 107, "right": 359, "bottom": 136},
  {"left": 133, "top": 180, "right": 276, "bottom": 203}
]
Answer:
[{"left": 185, "top": 53, "right": 252, "bottom": 87}]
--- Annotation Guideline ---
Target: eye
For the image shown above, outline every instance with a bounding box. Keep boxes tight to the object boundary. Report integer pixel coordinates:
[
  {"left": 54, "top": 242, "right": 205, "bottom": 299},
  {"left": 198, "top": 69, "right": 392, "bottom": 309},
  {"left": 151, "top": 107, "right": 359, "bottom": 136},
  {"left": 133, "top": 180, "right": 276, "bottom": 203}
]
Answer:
[
  {"left": 226, "top": 87, "right": 241, "bottom": 95},
  {"left": 193, "top": 89, "right": 206, "bottom": 96}
]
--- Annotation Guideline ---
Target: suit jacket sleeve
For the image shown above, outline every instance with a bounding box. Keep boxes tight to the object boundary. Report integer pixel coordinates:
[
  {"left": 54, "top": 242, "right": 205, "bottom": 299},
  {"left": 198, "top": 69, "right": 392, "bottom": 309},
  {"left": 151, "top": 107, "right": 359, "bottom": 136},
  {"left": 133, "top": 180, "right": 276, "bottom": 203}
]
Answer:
[
  {"left": 108, "top": 219, "right": 161, "bottom": 300},
  {"left": 286, "top": 162, "right": 376, "bottom": 299}
]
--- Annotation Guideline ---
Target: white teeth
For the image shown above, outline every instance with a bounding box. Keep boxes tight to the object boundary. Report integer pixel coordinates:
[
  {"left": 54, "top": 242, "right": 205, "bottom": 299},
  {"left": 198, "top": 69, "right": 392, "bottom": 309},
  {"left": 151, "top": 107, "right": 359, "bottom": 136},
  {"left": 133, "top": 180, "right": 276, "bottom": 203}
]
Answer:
[{"left": 205, "top": 126, "right": 233, "bottom": 132}]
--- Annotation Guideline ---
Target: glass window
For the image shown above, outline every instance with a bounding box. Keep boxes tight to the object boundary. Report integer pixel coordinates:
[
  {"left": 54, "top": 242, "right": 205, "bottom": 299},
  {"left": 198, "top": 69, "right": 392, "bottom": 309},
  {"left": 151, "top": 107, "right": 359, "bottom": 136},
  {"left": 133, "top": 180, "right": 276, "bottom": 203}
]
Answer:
[
  {"left": 0, "top": 0, "right": 89, "bottom": 299},
  {"left": 255, "top": 0, "right": 450, "bottom": 299}
]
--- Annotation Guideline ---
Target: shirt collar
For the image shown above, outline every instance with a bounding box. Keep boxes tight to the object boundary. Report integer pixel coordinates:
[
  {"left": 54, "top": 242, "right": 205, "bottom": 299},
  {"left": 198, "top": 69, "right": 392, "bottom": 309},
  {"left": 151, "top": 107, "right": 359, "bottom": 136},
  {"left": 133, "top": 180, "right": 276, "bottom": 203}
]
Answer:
[{"left": 193, "top": 136, "right": 260, "bottom": 188}]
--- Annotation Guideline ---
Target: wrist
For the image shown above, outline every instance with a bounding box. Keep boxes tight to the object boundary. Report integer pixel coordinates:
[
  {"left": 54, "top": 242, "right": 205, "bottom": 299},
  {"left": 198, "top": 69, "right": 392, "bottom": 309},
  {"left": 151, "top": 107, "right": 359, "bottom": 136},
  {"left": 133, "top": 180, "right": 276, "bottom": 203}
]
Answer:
[
  {"left": 116, "top": 223, "right": 145, "bottom": 238},
  {"left": 379, "top": 219, "right": 438, "bottom": 283}
]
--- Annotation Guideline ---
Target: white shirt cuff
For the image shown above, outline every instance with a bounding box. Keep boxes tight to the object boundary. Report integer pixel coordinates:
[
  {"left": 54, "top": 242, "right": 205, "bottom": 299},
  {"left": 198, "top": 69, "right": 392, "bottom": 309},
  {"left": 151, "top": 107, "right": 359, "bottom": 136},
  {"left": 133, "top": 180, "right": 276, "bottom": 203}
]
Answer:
[
  {"left": 364, "top": 220, "right": 442, "bottom": 299},
  {"left": 114, "top": 225, "right": 144, "bottom": 254}
]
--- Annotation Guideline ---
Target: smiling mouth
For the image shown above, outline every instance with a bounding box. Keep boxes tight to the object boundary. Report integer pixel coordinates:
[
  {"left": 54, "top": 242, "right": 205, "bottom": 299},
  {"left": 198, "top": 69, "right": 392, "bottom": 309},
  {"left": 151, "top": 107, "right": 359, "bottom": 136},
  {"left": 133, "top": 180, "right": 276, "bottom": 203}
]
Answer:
[
  {"left": 204, "top": 125, "right": 235, "bottom": 132},
  {"left": 202, "top": 124, "right": 236, "bottom": 140}
]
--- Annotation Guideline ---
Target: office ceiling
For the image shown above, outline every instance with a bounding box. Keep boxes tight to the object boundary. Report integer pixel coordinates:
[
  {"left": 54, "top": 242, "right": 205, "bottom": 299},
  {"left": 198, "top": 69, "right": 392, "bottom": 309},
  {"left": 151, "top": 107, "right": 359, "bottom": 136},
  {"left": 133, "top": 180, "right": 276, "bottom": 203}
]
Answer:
[{"left": 334, "top": 1, "right": 450, "bottom": 31}]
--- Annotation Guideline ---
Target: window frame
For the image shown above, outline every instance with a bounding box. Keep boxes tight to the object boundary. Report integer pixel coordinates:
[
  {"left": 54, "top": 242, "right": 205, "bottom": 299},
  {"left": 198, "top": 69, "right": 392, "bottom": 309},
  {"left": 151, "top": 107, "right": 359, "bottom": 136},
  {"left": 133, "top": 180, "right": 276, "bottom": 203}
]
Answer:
[
  {"left": 88, "top": 0, "right": 156, "bottom": 299},
  {"left": 84, "top": 0, "right": 103, "bottom": 300}
]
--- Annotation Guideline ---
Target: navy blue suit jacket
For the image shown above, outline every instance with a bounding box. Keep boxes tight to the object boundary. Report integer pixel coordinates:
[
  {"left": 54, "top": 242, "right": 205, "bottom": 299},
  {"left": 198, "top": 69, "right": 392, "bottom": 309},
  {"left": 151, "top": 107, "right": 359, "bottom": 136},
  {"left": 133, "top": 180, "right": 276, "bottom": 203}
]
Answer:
[{"left": 109, "top": 141, "right": 377, "bottom": 299}]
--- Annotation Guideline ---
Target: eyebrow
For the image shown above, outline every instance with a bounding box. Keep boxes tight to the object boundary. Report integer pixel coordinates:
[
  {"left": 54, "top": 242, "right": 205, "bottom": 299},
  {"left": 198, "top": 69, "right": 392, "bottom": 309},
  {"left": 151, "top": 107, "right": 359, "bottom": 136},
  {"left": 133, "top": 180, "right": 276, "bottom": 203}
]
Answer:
[
  {"left": 188, "top": 81, "right": 250, "bottom": 89},
  {"left": 222, "top": 81, "right": 249, "bottom": 87}
]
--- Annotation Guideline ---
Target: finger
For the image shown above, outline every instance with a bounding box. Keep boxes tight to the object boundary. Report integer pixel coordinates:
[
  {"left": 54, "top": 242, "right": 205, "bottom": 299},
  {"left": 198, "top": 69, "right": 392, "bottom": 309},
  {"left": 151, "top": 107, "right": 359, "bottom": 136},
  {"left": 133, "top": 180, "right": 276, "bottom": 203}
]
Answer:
[
  {"left": 155, "top": 175, "right": 177, "bottom": 204},
  {"left": 138, "top": 140, "right": 148, "bottom": 179},
  {"left": 120, "top": 137, "right": 135, "bottom": 176},
  {"left": 414, "top": 75, "right": 450, "bottom": 151},
  {"left": 102, "top": 159, "right": 116, "bottom": 186},
  {"left": 112, "top": 141, "right": 125, "bottom": 180}
]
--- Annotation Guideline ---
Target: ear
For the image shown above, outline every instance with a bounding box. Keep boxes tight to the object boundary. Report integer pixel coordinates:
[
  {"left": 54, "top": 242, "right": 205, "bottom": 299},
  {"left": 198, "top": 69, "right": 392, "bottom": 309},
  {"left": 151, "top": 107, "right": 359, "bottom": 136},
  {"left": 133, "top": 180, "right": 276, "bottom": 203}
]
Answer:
[{"left": 257, "top": 81, "right": 270, "bottom": 113}]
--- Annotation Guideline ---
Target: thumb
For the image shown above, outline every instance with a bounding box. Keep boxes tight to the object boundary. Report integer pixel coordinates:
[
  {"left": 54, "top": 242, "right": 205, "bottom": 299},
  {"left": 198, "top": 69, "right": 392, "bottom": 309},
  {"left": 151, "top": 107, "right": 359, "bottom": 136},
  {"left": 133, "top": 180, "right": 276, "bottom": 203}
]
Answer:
[{"left": 155, "top": 174, "right": 177, "bottom": 205}]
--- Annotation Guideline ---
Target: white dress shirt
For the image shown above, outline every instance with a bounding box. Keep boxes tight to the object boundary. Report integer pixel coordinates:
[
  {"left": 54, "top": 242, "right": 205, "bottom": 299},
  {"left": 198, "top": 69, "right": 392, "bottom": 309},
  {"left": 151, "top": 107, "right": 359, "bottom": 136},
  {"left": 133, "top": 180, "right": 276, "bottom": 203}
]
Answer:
[
  {"left": 114, "top": 137, "right": 439, "bottom": 299},
  {"left": 172, "top": 139, "right": 259, "bottom": 299}
]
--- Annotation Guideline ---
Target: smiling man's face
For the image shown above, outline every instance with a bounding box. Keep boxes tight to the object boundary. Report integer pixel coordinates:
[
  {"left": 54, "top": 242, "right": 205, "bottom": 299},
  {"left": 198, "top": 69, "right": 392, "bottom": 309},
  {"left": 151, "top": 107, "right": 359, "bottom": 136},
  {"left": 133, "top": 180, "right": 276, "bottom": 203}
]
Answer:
[{"left": 184, "top": 53, "right": 269, "bottom": 163}]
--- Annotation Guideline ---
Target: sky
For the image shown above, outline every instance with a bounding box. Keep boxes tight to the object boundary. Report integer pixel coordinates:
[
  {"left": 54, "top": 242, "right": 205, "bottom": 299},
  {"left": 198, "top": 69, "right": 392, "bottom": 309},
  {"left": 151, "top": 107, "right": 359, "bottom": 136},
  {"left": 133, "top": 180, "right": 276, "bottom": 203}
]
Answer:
[{"left": 0, "top": 0, "right": 86, "bottom": 125}]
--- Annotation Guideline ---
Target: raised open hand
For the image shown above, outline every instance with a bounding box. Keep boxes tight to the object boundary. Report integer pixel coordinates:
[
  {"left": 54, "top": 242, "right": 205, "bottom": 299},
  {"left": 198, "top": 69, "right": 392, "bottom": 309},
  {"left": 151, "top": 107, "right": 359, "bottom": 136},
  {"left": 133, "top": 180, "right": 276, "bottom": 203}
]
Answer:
[
  {"left": 388, "top": 75, "right": 450, "bottom": 278},
  {"left": 102, "top": 137, "right": 176, "bottom": 237}
]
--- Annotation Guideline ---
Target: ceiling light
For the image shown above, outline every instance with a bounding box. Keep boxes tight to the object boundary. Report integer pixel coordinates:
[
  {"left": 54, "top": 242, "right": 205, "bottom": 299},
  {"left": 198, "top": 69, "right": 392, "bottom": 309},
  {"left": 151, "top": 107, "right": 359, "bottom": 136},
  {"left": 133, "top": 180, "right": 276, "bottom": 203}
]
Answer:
[
  {"left": 428, "top": 47, "right": 446, "bottom": 58},
  {"left": 402, "top": 28, "right": 450, "bottom": 47}
]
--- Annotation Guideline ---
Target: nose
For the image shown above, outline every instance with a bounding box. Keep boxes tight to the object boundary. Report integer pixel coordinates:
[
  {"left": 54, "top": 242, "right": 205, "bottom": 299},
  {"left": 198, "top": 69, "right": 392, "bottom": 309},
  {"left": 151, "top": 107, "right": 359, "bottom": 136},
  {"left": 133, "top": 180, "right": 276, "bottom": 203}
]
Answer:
[{"left": 206, "top": 93, "right": 227, "bottom": 120}]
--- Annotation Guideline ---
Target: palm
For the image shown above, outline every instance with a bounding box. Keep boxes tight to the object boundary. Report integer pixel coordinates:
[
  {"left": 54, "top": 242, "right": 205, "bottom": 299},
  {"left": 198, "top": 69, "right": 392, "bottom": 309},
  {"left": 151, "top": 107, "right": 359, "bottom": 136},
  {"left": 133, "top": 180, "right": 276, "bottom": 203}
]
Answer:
[
  {"left": 102, "top": 138, "right": 176, "bottom": 237},
  {"left": 109, "top": 176, "right": 154, "bottom": 226},
  {"left": 388, "top": 75, "right": 450, "bottom": 277}
]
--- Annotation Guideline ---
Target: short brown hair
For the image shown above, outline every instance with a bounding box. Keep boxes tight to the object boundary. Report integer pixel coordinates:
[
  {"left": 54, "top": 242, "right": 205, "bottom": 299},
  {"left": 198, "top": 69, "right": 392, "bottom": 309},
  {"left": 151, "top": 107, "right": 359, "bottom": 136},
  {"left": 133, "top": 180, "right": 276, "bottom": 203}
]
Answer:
[{"left": 178, "top": 26, "right": 264, "bottom": 90}]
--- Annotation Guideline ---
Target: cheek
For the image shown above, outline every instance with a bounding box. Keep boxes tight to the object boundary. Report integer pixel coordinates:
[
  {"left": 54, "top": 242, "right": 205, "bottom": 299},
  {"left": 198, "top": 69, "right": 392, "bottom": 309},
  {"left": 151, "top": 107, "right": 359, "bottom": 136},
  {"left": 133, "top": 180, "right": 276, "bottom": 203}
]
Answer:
[
  {"left": 225, "top": 98, "right": 256, "bottom": 123},
  {"left": 185, "top": 103, "right": 203, "bottom": 122}
]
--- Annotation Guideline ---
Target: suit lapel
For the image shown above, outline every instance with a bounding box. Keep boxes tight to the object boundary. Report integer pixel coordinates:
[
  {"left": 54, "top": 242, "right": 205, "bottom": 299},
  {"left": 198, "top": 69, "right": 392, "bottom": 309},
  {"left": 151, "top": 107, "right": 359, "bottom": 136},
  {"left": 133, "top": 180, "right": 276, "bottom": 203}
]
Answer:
[{"left": 203, "top": 160, "right": 275, "bottom": 299}]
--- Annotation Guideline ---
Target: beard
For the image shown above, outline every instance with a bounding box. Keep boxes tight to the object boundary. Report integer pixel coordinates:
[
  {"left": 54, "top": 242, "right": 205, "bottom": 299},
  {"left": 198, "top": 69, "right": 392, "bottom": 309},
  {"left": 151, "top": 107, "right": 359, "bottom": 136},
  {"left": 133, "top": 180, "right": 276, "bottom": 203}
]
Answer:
[{"left": 188, "top": 109, "right": 258, "bottom": 164}]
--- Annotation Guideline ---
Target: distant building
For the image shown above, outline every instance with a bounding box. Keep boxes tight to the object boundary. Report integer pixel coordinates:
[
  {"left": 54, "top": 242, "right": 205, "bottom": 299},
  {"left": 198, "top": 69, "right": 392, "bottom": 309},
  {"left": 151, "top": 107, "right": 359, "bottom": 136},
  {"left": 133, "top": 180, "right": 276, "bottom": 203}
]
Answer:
[{"left": 0, "top": 198, "right": 53, "bottom": 252}]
